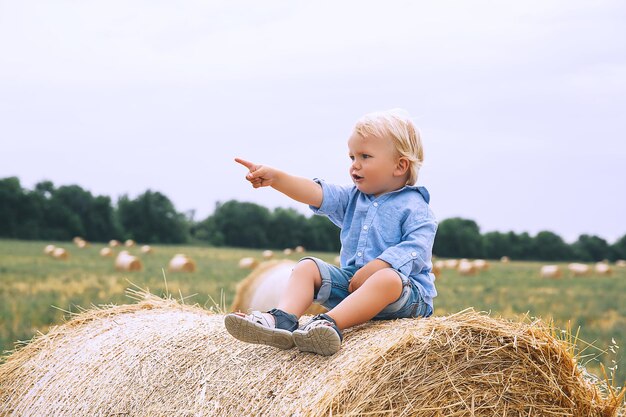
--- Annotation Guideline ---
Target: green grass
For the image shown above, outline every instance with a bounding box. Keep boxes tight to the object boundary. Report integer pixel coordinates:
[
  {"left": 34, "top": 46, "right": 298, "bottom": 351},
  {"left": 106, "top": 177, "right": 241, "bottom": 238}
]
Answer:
[{"left": 0, "top": 239, "right": 624, "bottom": 389}]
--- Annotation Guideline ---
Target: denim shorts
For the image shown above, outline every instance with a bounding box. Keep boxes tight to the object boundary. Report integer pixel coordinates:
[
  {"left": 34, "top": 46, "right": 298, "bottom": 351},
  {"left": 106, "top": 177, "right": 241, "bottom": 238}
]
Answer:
[{"left": 301, "top": 257, "right": 432, "bottom": 320}]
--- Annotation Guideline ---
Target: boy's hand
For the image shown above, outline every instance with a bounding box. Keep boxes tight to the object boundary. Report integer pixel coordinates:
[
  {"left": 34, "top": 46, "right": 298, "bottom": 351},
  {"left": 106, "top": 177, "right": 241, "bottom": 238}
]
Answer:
[
  {"left": 235, "top": 158, "right": 278, "bottom": 188},
  {"left": 348, "top": 259, "right": 391, "bottom": 293},
  {"left": 348, "top": 269, "right": 368, "bottom": 293},
  {"left": 235, "top": 157, "right": 323, "bottom": 207}
]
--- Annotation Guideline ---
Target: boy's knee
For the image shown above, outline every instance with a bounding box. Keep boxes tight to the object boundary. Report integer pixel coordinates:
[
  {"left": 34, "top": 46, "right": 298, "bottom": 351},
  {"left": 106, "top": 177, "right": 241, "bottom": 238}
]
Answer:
[
  {"left": 370, "top": 269, "right": 403, "bottom": 295},
  {"left": 295, "top": 258, "right": 317, "bottom": 273},
  {"left": 294, "top": 259, "right": 322, "bottom": 286}
]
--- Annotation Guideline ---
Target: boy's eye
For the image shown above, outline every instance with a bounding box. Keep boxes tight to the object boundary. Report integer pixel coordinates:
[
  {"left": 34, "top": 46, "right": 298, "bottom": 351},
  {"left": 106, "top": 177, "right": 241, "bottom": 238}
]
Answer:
[{"left": 362, "top": 154, "right": 371, "bottom": 159}]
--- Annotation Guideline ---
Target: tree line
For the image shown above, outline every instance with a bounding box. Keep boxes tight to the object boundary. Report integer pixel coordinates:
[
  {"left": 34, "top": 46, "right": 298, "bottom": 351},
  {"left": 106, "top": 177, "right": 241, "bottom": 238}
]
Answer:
[
  {"left": 0, "top": 177, "right": 340, "bottom": 252},
  {"left": 1, "top": 177, "right": 625, "bottom": 262}
]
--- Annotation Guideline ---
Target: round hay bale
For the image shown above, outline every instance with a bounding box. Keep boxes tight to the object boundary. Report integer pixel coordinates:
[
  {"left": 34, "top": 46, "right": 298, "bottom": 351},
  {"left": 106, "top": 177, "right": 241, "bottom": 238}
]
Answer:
[
  {"left": 76, "top": 239, "right": 89, "bottom": 248},
  {"left": 99, "top": 247, "right": 113, "bottom": 257},
  {"left": 168, "top": 254, "right": 196, "bottom": 272},
  {"left": 457, "top": 259, "right": 477, "bottom": 276},
  {"left": 230, "top": 260, "right": 327, "bottom": 316},
  {"left": 51, "top": 247, "right": 69, "bottom": 260},
  {"left": 444, "top": 258, "right": 459, "bottom": 269},
  {"left": 0, "top": 297, "right": 621, "bottom": 417},
  {"left": 238, "top": 257, "right": 259, "bottom": 269},
  {"left": 124, "top": 239, "right": 136, "bottom": 247},
  {"left": 43, "top": 244, "right": 56, "bottom": 256},
  {"left": 540, "top": 264, "right": 562, "bottom": 279},
  {"left": 140, "top": 245, "right": 153, "bottom": 254},
  {"left": 114, "top": 251, "right": 142, "bottom": 271},
  {"left": 261, "top": 249, "right": 274, "bottom": 260},
  {"left": 294, "top": 245, "right": 305, "bottom": 253},
  {"left": 109, "top": 239, "right": 120, "bottom": 248},
  {"left": 594, "top": 262, "right": 612, "bottom": 275},
  {"left": 472, "top": 259, "right": 489, "bottom": 271},
  {"left": 568, "top": 262, "right": 591, "bottom": 276},
  {"left": 432, "top": 261, "right": 442, "bottom": 278}
]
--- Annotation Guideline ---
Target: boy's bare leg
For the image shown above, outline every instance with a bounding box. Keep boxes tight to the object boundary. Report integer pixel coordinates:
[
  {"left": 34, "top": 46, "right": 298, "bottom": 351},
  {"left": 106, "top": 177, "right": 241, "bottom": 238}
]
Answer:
[
  {"left": 276, "top": 259, "right": 322, "bottom": 318},
  {"left": 326, "top": 269, "right": 402, "bottom": 330}
]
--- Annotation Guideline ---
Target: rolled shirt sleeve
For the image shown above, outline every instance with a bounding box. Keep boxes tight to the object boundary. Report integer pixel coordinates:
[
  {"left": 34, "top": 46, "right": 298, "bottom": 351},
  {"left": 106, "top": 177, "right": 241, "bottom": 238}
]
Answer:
[
  {"left": 309, "top": 178, "right": 353, "bottom": 228},
  {"left": 377, "top": 215, "right": 437, "bottom": 278}
]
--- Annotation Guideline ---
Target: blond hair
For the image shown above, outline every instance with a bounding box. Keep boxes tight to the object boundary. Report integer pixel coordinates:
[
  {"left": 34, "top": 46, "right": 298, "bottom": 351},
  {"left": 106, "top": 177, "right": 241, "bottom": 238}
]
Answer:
[{"left": 353, "top": 109, "right": 423, "bottom": 185}]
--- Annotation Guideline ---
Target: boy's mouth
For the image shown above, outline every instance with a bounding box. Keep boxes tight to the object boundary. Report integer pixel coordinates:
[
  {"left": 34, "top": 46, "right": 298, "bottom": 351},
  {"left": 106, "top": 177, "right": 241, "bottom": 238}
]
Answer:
[{"left": 352, "top": 174, "right": 363, "bottom": 181}]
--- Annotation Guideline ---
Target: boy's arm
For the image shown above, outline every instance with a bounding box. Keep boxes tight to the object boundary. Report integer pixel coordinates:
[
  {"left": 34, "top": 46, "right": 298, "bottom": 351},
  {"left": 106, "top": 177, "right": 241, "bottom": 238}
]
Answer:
[
  {"left": 235, "top": 158, "right": 323, "bottom": 208},
  {"left": 377, "top": 216, "right": 437, "bottom": 278}
]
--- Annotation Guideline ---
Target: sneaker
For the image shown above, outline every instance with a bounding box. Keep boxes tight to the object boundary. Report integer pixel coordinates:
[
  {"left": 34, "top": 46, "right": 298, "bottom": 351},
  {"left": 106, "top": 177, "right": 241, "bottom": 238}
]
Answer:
[
  {"left": 292, "top": 313, "right": 343, "bottom": 356},
  {"left": 224, "top": 308, "right": 298, "bottom": 350}
]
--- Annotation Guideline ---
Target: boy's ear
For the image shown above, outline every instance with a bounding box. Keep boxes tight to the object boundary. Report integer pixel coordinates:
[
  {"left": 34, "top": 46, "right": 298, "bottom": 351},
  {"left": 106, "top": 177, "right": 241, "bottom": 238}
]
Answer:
[{"left": 394, "top": 157, "right": 410, "bottom": 177}]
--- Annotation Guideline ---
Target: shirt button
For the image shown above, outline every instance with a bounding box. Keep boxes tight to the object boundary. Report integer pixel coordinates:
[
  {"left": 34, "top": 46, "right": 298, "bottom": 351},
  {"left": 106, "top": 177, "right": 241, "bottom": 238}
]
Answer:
[
  {"left": 411, "top": 251, "right": 417, "bottom": 257},
  {"left": 357, "top": 252, "right": 362, "bottom": 257},
  {"left": 373, "top": 202, "right": 379, "bottom": 207},
  {"left": 363, "top": 225, "right": 368, "bottom": 230}
]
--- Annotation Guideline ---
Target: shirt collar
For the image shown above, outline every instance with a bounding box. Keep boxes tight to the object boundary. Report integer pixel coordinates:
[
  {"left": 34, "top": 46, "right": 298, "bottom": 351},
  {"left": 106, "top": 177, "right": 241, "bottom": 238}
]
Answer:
[
  {"left": 412, "top": 185, "right": 431, "bottom": 204},
  {"left": 367, "top": 185, "right": 431, "bottom": 204}
]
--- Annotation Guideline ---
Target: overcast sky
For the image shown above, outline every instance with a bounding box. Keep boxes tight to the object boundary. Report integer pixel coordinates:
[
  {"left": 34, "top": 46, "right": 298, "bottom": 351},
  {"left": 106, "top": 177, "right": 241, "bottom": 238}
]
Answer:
[{"left": 1, "top": 1, "right": 625, "bottom": 243}]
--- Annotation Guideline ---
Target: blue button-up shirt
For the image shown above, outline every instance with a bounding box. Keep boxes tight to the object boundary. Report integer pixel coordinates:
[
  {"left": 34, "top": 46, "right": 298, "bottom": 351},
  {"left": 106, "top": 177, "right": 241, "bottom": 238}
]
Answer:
[{"left": 310, "top": 179, "right": 438, "bottom": 308}]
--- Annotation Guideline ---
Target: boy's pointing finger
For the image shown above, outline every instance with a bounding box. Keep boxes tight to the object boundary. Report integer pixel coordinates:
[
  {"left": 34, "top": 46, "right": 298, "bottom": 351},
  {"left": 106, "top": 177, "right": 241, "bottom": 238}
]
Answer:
[{"left": 234, "top": 157, "right": 256, "bottom": 170}]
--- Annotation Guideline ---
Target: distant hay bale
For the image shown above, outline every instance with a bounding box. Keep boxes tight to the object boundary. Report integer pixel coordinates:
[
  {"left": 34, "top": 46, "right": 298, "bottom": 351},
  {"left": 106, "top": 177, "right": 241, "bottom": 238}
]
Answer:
[
  {"left": 540, "top": 264, "right": 562, "bottom": 279},
  {"left": 595, "top": 262, "right": 612, "bottom": 275},
  {"left": 238, "top": 257, "right": 259, "bottom": 269},
  {"left": 124, "top": 239, "right": 136, "bottom": 248},
  {"left": 616, "top": 259, "right": 626, "bottom": 268},
  {"left": 51, "top": 247, "right": 69, "bottom": 260},
  {"left": 109, "top": 240, "right": 120, "bottom": 248},
  {"left": 294, "top": 245, "right": 305, "bottom": 253},
  {"left": 231, "top": 260, "right": 326, "bottom": 316},
  {"left": 472, "top": 259, "right": 489, "bottom": 271},
  {"left": 114, "top": 251, "right": 142, "bottom": 272},
  {"left": 283, "top": 248, "right": 293, "bottom": 255},
  {"left": 568, "top": 263, "right": 591, "bottom": 276},
  {"left": 431, "top": 261, "right": 442, "bottom": 278},
  {"left": 168, "top": 254, "right": 196, "bottom": 273},
  {"left": 443, "top": 258, "right": 459, "bottom": 269},
  {"left": 0, "top": 296, "right": 622, "bottom": 417},
  {"left": 457, "top": 259, "right": 477, "bottom": 276},
  {"left": 261, "top": 250, "right": 274, "bottom": 260},
  {"left": 140, "top": 245, "right": 153, "bottom": 255},
  {"left": 599, "top": 261, "right": 613, "bottom": 271},
  {"left": 501, "top": 255, "right": 510, "bottom": 263},
  {"left": 43, "top": 244, "right": 56, "bottom": 256},
  {"left": 72, "top": 237, "right": 89, "bottom": 248},
  {"left": 76, "top": 239, "right": 89, "bottom": 248},
  {"left": 333, "top": 255, "right": 341, "bottom": 266},
  {"left": 99, "top": 247, "right": 113, "bottom": 257}
]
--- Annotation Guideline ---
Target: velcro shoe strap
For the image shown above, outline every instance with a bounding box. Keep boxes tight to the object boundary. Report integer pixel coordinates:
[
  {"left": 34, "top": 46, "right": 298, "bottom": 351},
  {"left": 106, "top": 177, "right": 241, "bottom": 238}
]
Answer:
[{"left": 308, "top": 314, "right": 343, "bottom": 342}]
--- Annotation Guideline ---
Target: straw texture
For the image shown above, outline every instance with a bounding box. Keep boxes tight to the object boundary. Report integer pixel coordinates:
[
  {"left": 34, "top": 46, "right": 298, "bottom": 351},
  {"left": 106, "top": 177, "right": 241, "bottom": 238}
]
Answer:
[{"left": 0, "top": 294, "right": 623, "bottom": 417}]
